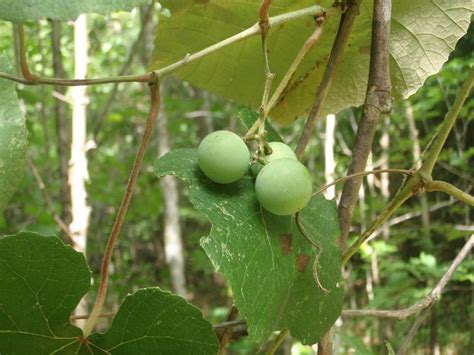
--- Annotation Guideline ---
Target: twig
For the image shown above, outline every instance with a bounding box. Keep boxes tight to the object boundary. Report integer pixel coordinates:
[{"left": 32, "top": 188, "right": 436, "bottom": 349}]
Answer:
[
  {"left": 0, "top": 5, "right": 329, "bottom": 87},
  {"left": 337, "top": 0, "right": 392, "bottom": 249},
  {"left": 218, "top": 306, "right": 239, "bottom": 354},
  {"left": 342, "top": 67, "right": 474, "bottom": 265},
  {"left": 424, "top": 180, "right": 474, "bottom": 206},
  {"left": 295, "top": 0, "right": 362, "bottom": 159},
  {"left": 344, "top": 235, "right": 474, "bottom": 325},
  {"left": 82, "top": 79, "right": 161, "bottom": 337},
  {"left": 396, "top": 234, "right": 474, "bottom": 355},
  {"left": 266, "top": 329, "right": 289, "bottom": 355},
  {"left": 312, "top": 169, "right": 413, "bottom": 198},
  {"left": 27, "top": 157, "right": 74, "bottom": 244}
]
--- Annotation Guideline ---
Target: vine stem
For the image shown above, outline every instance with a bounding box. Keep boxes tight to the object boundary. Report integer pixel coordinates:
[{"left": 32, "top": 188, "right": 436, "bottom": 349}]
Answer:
[
  {"left": 424, "top": 180, "right": 474, "bottom": 206},
  {"left": 266, "top": 329, "right": 289, "bottom": 355},
  {"left": 312, "top": 169, "right": 413, "bottom": 197},
  {"left": 0, "top": 5, "right": 329, "bottom": 87},
  {"left": 82, "top": 79, "right": 161, "bottom": 337},
  {"left": 17, "top": 23, "right": 37, "bottom": 81},
  {"left": 342, "top": 67, "right": 474, "bottom": 265}
]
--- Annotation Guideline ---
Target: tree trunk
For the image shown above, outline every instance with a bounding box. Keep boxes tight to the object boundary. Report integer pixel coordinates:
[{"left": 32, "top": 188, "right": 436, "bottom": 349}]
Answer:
[
  {"left": 51, "top": 20, "right": 72, "bottom": 228},
  {"left": 69, "top": 14, "right": 91, "bottom": 325},
  {"left": 157, "top": 85, "right": 187, "bottom": 297}
]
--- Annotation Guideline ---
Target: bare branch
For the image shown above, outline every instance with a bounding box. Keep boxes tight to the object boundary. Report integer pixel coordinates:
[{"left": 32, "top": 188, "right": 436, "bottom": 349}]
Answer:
[
  {"left": 397, "top": 234, "right": 474, "bottom": 355},
  {"left": 27, "top": 157, "right": 74, "bottom": 244},
  {"left": 344, "top": 235, "right": 473, "bottom": 329},
  {"left": 337, "top": 0, "right": 392, "bottom": 249},
  {"left": 295, "top": 0, "right": 362, "bottom": 159}
]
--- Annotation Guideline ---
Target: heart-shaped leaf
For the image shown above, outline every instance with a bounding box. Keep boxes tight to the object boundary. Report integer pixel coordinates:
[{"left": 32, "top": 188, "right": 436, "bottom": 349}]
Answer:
[
  {"left": 155, "top": 149, "right": 344, "bottom": 344},
  {"left": 0, "top": 232, "right": 219, "bottom": 354},
  {"left": 151, "top": 0, "right": 473, "bottom": 125}
]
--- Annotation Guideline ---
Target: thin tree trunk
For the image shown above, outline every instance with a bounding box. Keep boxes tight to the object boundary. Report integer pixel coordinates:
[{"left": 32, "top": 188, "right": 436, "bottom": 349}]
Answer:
[
  {"left": 324, "top": 114, "right": 336, "bottom": 200},
  {"left": 157, "top": 85, "right": 187, "bottom": 297},
  {"left": 69, "top": 14, "right": 91, "bottom": 326},
  {"left": 51, "top": 20, "right": 72, "bottom": 228}
]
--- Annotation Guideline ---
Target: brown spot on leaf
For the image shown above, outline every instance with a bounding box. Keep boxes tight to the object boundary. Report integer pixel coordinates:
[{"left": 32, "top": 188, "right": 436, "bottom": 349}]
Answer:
[
  {"left": 279, "top": 234, "right": 293, "bottom": 255},
  {"left": 296, "top": 254, "right": 310, "bottom": 272}
]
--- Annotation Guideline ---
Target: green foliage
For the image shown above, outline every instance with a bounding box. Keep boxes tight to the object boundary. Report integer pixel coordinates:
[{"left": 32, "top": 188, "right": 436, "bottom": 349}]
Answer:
[
  {"left": 155, "top": 149, "right": 344, "bottom": 344},
  {"left": 0, "top": 54, "right": 27, "bottom": 214},
  {"left": 0, "top": 232, "right": 219, "bottom": 354},
  {"left": 0, "top": 0, "right": 149, "bottom": 22},
  {"left": 0, "top": 231, "right": 90, "bottom": 353},
  {"left": 151, "top": 0, "right": 473, "bottom": 124}
]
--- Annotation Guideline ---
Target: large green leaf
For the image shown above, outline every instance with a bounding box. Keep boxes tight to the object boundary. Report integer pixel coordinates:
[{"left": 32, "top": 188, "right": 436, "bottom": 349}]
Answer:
[
  {"left": 155, "top": 149, "right": 344, "bottom": 344},
  {"left": 0, "top": 231, "right": 90, "bottom": 353},
  {"left": 0, "top": 232, "right": 219, "bottom": 354},
  {"left": 89, "top": 288, "right": 219, "bottom": 354},
  {"left": 0, "top": 54, "right": 28, "bottom": 214},
  {"left": 151, "top": 0, "right": 473, "bottom": 125},
  {"left": 0, "top": 0, "right": 149, "bottom": 22}
]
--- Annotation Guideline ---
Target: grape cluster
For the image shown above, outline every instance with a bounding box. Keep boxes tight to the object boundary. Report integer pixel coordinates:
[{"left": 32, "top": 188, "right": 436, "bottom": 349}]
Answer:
[{"left": 198, "top": 130, "right": 312, "bottom": 216}]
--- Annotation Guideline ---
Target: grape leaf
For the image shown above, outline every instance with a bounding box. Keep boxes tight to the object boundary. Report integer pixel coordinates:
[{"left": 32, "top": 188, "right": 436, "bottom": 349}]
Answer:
[
  {"left": 155, "top": 149, "right": 344, "bottom": 345},
  {"left": 0, "top": 54, "right": 28, "bottom": 214},
  {"left": 0, "top": 232, "right": 219, "bottom": 354},
  {"left": 88, "top": 288, "right": 219, "bottom": 354},
  {"left": 0, "top": 0, "right": 149, "bottom": 22},
  {"left": 151, "top": 0, "right": 473, "bottom": 125}
]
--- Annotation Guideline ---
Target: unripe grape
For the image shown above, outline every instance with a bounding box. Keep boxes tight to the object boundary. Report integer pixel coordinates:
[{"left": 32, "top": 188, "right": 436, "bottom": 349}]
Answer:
[
  {"left": 198, "top": 130, "right": 249, "bottom": 184},
  {"left": 251, "top": 142, "right": 297, "bottom": 176},
  {"left": 255, "top": 158, "right": 312, "bottom": 215}
]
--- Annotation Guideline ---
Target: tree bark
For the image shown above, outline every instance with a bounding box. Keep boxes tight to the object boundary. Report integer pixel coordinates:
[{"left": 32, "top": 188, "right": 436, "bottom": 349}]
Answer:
[
  {"left": 337, "top": 0, "right": 392, "bottom": 249},
  {"left": 69, "top": 14, "right": 91, "bottom": 326},
  {"left": 157, "top": 85, "right": 187, "bottom": 297}
]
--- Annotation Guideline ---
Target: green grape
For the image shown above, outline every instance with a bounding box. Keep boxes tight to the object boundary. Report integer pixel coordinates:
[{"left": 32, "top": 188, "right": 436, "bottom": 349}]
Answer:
[
  {"left": 251, "top": 142, "right": 297, "bottom": 176},
  {"left": 255, "top": 158, "right": 312, "bottom": 215},
  {"left": 198, "top": 130, "right": 249, "bottom": 184}
]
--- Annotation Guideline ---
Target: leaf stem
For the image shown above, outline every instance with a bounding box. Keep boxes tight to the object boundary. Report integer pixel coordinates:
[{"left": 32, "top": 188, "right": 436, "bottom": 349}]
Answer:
[
  {"left": 266, "top": 18, "right": 324, "bottom": 114},
  {"left": 82, "top": 79, "right": 161, "bottom": 337},
  {"left": 266, "top": 329, "right": 289, "bottom": 355},
  {"left": 17, "top": 23, "right": 37, "bottom": 82}
]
